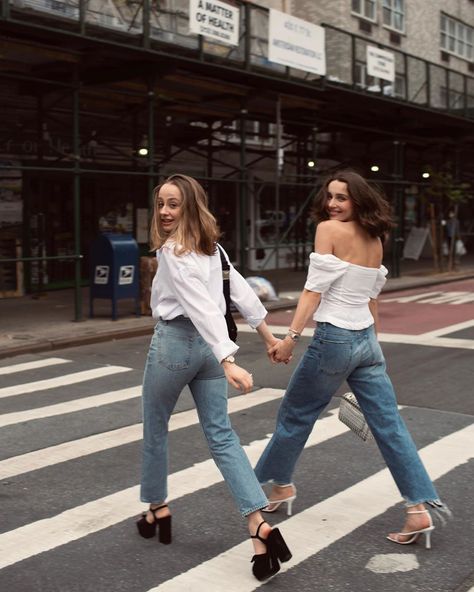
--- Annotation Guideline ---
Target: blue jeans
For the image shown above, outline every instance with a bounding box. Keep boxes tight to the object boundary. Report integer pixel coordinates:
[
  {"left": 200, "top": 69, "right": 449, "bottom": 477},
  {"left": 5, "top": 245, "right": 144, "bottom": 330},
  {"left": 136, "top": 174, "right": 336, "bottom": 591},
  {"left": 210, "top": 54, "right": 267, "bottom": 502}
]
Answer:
[
  {"left": 140, "top": 317, "right": 268, "bottom": 516},
  {"left": 255, "top": 322, "right": 442, "bottom": 507}
]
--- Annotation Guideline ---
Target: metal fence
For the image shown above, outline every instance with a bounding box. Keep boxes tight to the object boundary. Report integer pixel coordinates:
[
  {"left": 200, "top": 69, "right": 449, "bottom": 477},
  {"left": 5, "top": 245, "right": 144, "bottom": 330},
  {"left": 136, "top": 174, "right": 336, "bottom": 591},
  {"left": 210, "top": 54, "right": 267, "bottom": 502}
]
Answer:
[{"left": 3, "top": 0, "right": 473, "bottom": 118}]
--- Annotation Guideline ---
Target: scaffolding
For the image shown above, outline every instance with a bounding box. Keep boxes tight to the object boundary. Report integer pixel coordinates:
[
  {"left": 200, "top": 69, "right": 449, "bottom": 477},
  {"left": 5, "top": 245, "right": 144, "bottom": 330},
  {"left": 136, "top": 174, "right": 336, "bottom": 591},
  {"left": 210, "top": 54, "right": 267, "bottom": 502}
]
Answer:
[{"left": 1, "top": 0, "right": 473, "bottom": 319}]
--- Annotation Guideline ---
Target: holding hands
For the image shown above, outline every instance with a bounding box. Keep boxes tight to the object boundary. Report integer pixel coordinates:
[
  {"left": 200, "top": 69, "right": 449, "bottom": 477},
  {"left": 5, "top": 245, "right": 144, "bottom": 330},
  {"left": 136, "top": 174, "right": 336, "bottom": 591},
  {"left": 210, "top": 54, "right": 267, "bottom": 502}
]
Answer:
[
  {"left": 262, "top": 327, "right": 299, "bottom": 365},
  {"left": 268, "top": 334, "right": 297, "bottom": 364}
]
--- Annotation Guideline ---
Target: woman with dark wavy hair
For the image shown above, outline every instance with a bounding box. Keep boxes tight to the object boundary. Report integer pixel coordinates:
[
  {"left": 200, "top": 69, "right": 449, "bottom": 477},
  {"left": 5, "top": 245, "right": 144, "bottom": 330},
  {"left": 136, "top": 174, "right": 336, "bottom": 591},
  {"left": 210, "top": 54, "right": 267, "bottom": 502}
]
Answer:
[
  {"left": 137, "top": 174, "right": 291, "bottom": 582},
  {"left": 254, "top": 170, "right": 449, "bottom": 549}
]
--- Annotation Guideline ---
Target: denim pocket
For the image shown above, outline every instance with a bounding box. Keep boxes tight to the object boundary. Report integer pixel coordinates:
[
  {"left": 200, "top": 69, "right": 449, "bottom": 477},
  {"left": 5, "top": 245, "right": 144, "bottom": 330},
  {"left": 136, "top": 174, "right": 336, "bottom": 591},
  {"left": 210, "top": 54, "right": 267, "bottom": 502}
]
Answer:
[
  {"left": 157, "top": 330, "right": 192, "bottom": 371},
  {"left": 317, "top": 338, "right": 352, "bottom": 375}
]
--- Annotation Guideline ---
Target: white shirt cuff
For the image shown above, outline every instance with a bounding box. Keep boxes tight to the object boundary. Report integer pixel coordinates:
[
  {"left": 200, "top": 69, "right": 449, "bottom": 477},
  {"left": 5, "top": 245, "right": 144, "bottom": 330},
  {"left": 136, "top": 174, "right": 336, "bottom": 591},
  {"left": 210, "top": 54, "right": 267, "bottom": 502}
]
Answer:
[{"left": 213, "top": 341, "right": 239, "bottom": 363}]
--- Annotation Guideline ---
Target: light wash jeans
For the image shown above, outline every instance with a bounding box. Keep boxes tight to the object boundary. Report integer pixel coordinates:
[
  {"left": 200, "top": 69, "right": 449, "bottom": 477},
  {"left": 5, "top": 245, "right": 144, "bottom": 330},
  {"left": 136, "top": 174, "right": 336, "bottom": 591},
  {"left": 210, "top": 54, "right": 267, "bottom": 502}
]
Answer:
[
  {"left": 140, "top": 317, "right": 268, "bottom": 516},
  {"left": 255, "top": 322, "right": 443, "bottom": 507}
]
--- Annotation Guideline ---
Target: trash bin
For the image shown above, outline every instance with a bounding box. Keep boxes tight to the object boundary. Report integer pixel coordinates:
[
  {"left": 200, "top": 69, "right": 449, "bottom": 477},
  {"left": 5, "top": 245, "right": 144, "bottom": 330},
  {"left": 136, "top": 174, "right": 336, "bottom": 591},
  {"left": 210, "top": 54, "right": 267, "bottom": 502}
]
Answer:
[{"left": 89, "top": 233, "right": 140, "bottom": 320}]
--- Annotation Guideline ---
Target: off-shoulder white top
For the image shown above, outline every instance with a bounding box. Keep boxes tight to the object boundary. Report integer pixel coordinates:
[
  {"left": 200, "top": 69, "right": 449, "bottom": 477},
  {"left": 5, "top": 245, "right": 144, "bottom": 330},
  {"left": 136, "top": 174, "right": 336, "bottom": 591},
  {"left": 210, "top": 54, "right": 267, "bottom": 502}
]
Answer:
[{"left": 304, "top": 252, "right": 388, "bottom": 330}]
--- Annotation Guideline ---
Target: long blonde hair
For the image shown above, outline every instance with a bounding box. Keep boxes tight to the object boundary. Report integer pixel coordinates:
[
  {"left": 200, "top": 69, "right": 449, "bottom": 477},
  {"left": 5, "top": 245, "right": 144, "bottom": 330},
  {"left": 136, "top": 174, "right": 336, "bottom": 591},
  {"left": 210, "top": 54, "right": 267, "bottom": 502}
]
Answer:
[{"left": 149, "top": 174, "right": 220, "bottom": 255}]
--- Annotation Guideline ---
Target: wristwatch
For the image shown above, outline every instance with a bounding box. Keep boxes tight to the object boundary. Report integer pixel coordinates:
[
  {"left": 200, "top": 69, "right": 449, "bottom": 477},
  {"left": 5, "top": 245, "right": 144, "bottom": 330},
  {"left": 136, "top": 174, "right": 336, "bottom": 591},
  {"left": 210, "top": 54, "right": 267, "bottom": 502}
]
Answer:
[
  {"left": 222, "top": 355, "right": 236, "bottom": 364},
  {"left": 286, "top": 329, "right": 300, "bottom": 342}
]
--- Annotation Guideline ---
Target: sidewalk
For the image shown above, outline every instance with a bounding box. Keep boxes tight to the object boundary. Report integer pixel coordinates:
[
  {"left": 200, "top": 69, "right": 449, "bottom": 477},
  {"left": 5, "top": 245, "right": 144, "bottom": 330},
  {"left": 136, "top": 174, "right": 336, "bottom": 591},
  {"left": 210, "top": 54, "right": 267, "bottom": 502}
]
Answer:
[{"left": 1, "top": 257, "right": 473, "bottom": 360}]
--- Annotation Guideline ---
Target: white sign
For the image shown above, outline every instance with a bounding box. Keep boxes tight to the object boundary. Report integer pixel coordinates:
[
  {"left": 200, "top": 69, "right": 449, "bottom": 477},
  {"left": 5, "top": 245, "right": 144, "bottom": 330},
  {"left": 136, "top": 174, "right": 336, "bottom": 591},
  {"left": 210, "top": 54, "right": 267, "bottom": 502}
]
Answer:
[
  {"left": 94, "top": 265, "right": 109, "bottom": 284},
  {"left": 367, "top": 45, "right": 395, "bottom": 82},
  {"left": 119, "top": 265, "right": 134, "bottom": 285},
  {"left": 268, "top": 9, "right": 326, "bottom": 76},
  {"left": 189, "top": 0, "right": 240, "bottom": 46}
]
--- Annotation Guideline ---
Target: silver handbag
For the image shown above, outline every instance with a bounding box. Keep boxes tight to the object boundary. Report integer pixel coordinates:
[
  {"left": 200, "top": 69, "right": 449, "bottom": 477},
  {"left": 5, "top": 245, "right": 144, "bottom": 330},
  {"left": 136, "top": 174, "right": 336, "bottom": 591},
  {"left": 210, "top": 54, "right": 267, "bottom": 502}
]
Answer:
[{"left": 338, "top": 392, "right": 373, "bottom": 442}]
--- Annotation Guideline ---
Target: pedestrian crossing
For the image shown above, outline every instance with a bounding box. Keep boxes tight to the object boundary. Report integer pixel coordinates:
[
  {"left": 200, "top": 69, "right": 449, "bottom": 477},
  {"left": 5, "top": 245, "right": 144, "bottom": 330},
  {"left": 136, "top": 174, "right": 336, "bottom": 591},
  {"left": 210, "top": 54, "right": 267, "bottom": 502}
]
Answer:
[
  {"left": 0, "top": 354, "right": 473, "bottom": 592},
  {"left": 0, "top": 357, "right": 71, "bottom": 376},
  {"left": 0, "top": 365, "right": 131, "bottom": 399},
  {"left": 149, "top": 423, "right": 473, "bottom": 592}
]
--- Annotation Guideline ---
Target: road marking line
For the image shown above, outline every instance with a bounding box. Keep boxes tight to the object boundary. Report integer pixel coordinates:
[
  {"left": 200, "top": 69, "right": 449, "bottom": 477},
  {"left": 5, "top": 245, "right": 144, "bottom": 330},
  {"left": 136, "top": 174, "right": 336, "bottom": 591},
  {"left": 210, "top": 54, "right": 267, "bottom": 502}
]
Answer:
[
  {"left": 0, "top": 407, "right": 347, "bottom": 569},
  {"left": 148, "top": 422, "right": 474, "bottom": 592},
  {"left": 236, "top": 325, "right": 474, "bottom": 350},
  {"left": 0, "top": 358, "right": 71, "bottom": 376},
  {"left": 377, "top": 333, "right": 474, "bottom": 350},
  {"left": 421, "top": 319, "right": 474, "bottom": 339},
  {"left": 0, "top": 366, "right": 132, "bottom": 399},
  {"left": 0, "top": 386, "right": 141, "bottom": 428},
  {"left": 0, "top": 388, "right": 286, "bottom": 480},
  {"left": 380, "top": 290, "right": 474, "bottom": 305},
  {"left": 416, "top": 292, "right": 474, "bottom": 305},
  {"left": 381, "top": 291, "right": 440, "bottom": 303}
]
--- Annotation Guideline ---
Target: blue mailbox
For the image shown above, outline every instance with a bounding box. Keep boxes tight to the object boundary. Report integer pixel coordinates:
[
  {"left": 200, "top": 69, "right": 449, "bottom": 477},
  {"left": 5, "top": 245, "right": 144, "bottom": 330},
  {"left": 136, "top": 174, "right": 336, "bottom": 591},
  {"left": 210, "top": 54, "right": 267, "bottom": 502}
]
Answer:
[{"left": 90, "top": 233, "right": 140, "bottom": 320}]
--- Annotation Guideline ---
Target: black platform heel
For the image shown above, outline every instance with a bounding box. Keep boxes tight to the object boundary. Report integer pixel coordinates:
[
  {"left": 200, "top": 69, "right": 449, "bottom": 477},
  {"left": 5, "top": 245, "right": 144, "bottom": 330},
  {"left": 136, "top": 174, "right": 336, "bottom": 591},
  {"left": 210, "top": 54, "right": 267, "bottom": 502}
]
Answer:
[
  {"left": 136, "top": 504, "right": 172, "bottom": 544},
  {"left": 250, "top": 521, "right": 292, "bottom": 582}
]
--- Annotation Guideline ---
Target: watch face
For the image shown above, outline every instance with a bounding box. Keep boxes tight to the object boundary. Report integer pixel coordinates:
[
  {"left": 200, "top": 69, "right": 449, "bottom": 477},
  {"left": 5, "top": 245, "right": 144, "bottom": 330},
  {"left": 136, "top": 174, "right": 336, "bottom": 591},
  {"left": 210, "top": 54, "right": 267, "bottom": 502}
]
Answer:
[{"left": 224, "top": 355, "right": 235, "bottom": 363}]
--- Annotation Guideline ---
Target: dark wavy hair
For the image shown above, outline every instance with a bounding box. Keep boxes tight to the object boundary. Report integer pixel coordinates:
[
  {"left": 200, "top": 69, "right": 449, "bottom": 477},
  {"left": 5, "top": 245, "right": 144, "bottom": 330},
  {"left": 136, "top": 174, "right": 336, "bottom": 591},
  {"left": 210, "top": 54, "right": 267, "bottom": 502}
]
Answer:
[{"left": 311, "top": 170, "right": 393, "bottom": 238}]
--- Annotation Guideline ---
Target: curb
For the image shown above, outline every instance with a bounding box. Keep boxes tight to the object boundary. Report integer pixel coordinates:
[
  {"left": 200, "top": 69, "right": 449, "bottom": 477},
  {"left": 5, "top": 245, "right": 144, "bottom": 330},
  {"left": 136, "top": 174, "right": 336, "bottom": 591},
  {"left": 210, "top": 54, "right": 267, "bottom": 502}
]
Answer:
[{"left": 0, "top": 326, "right": 155, "bottom": 360}]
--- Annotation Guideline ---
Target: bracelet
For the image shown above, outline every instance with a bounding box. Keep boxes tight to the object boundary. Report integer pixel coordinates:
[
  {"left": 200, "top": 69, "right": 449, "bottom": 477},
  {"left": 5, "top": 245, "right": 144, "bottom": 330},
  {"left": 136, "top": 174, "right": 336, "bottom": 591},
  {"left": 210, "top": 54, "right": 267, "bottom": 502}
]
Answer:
[
  {"left": 288, "top": 328, "right": 301, "bottom": 336},
  {"left": 286, "top": 330, "right": 300, "bottom": 342}
]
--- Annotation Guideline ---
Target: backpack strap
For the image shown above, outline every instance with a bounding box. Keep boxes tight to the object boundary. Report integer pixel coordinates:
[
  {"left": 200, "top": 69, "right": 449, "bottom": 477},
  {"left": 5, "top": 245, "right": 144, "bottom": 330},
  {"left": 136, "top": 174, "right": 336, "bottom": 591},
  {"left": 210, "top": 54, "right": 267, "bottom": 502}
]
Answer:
[{"left": 217, "top": 244, "right": 238, "bottom": 343}]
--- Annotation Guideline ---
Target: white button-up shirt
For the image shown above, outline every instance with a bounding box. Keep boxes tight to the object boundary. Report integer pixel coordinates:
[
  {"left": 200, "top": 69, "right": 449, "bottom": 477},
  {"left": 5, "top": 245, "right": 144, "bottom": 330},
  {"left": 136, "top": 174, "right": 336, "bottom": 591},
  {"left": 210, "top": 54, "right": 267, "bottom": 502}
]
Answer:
[{"left": 150, "top": 242, "right": 267, "bottom": 362}]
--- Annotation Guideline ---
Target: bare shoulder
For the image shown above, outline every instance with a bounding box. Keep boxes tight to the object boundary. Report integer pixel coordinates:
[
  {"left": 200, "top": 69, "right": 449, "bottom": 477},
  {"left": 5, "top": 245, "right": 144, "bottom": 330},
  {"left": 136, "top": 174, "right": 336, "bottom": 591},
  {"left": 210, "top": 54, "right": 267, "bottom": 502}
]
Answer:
[
  {"left": 315, "top": 220, "right": 346, "bottom": 237},
  {"left": 314, "top": 220, "right": 345, "bottom": 252}
]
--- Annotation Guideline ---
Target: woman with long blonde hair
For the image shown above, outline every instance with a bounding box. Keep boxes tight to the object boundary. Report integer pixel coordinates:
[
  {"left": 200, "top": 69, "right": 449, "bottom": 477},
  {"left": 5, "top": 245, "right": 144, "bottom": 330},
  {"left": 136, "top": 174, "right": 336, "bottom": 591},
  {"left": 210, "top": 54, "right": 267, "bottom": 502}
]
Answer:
[{"left": 137, "top": 174, "right": 291, "bottom": 581}]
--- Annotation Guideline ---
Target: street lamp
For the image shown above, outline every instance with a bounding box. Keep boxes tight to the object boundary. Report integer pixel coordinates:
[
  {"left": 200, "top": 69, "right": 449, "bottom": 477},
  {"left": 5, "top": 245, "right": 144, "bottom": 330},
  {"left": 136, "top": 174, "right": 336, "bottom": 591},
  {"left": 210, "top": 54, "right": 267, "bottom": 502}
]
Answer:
[{"left": 138, "top": 134, "right": 149, "bottom": 156}]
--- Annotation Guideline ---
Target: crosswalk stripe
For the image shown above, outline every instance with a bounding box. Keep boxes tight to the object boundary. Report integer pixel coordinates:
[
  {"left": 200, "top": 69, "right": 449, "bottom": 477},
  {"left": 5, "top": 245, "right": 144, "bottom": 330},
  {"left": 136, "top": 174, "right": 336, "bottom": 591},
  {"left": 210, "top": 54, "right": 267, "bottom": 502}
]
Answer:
[
  {"left": 376, "top": 333, "right": 474, "bottom": 350},
  {"left": 421, "top": 318, "right": 474, "bottom": 339},
  {"left": 236, "top": 324, "right": 474, "bottom": 350},
  {"left": 0, "top": 358, "right": 71, "bottom": 376},
  {"left": 0, "top": 386, "right": 141, "bottom": 428},
  {"left": 0, "top": 366, "right": 132, "bottom": 399},
  {"left": 0, "top": 407, "right": 347, "bottom": 569},
  {"left": 148, "top": 422, "right": 474, "bottom": 592},
  {"left": 0, "top": 388, "right": 286, "bottom": 480}
]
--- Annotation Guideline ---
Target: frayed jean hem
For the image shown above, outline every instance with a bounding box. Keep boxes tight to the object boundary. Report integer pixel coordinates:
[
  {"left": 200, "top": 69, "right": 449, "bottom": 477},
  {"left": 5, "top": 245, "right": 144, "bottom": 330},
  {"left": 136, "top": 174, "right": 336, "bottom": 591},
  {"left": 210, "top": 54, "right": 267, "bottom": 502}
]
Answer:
[
  {"left": 241, "top": 501, "right": 269, "bottom": 518},
  {"left": 403, "top": 496, "right": 444, "bottom": 508}
]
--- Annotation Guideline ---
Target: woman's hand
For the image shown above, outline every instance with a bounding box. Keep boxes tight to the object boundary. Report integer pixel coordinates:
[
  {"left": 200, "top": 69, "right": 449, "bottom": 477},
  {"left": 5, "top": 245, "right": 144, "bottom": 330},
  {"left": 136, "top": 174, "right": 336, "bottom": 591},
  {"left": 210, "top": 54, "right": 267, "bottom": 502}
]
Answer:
[
  {"left": 268, "top": 336, "right": 295, "bottom": 364},
  {"left": 265, "top": 336, "right": 282, "bottom": 364},
  {"left": 222, "top": 363, "right": 254, "bottom": 393}
]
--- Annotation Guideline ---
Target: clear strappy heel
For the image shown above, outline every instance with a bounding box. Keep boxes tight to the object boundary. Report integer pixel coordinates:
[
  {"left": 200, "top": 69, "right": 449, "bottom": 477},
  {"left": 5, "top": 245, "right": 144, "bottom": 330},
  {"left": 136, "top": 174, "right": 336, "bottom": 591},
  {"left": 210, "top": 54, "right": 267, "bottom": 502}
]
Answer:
[
  {"left": 386, "top": 508, "right": 434, "bottom": 549},
  {"left": 262, "top": 484, "right": 296, "bottom": 516}
]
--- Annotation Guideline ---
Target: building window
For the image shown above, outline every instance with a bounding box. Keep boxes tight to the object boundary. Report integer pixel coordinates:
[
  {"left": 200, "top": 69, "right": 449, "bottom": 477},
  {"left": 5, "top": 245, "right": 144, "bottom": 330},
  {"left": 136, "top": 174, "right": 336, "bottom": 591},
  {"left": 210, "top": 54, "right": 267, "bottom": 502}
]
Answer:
[
  {"left": 440, "top": 14, "right": 473, "bottom": 61},
  {"left": 355, "top": 63, "right": 406, "bottom": 99},
  {"left": 352, "top": 0, "right": 376, "bottom": 22},
  {"left": 383, "top": 0, "right": 405, "bottom": 33}
]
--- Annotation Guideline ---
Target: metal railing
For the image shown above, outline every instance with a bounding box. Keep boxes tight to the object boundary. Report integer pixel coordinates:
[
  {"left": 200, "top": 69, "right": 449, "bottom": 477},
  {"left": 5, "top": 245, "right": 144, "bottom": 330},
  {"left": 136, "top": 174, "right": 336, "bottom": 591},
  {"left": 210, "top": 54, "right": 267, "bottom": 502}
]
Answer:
[{"left": 2, "top": 0, "right": 473, "bottom": 119}]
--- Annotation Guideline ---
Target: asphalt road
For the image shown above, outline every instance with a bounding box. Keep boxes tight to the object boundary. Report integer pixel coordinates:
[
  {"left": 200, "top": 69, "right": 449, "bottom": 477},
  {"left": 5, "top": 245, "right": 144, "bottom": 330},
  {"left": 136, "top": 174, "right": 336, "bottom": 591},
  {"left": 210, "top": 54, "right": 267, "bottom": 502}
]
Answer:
[{"left": 0, "top": 280, "right": 473, "bottom": 592}]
